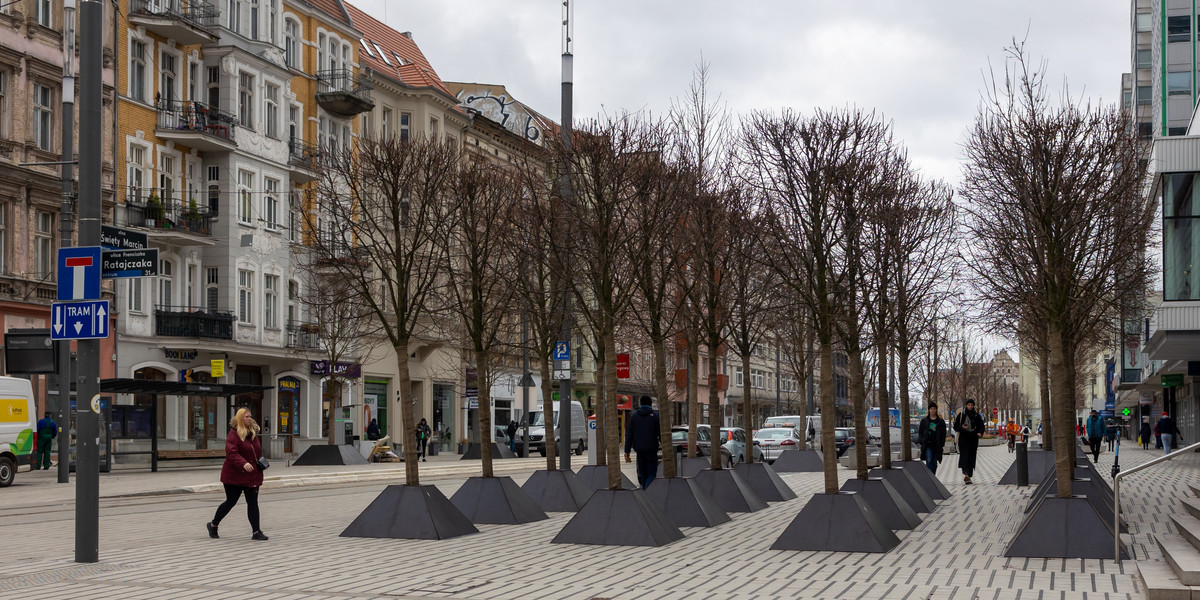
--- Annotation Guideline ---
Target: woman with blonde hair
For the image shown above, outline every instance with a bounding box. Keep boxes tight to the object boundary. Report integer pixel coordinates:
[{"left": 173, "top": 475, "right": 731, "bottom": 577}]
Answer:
[{"left": 206, "top": 407, "right": 268, "bottom": 540}]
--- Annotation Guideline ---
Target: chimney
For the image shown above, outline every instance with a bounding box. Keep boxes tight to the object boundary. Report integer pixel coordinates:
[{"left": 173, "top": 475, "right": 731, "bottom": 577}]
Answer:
[{"left": 401, "top": 31, "right": 413, "bottom": 40}]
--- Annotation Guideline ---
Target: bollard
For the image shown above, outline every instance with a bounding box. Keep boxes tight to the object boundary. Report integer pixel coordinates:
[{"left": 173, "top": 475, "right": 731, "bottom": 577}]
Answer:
[{"left": 1015, "top": 441, "right": 1028, "bottom": 486}]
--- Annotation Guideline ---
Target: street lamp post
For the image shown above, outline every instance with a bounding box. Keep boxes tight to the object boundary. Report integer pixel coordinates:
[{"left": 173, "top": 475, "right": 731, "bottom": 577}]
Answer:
[
  {"left": 56, "top": 0, "right": 77, "bottom": 486},
  {"left": 556, "top": 0, "right": 574, "bottom": 471}
]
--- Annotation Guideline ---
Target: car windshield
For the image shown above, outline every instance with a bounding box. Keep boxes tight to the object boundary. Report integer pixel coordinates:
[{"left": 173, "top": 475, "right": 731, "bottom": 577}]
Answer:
[
  {"left": 835, "top": 429, "right": 851, "bottom": 440},
  {"left": 531, "top": 411, "right": 553, "bottom": 426},
  {"left": 755, "top": 429, "right": 793, "bottom": 440},
  {"left": 671, "top": 430, "right": 688, "bottom": 442}
]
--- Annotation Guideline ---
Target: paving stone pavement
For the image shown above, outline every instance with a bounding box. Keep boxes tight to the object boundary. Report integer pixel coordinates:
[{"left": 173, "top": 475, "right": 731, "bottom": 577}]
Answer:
[{"left": 0, "top": 441, "right": 1195, "bottom": 600}]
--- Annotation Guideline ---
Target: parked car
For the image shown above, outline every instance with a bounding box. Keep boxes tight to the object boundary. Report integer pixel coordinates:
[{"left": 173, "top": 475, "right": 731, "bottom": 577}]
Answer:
[
  {"left": 752, "top": 427, "right": 803, "bottom": 462},
  {"left": 718, "top": 427, "right": 764, "bottom": 464},
  {"left": 667, "top": 425, "right": 732, "bottom": 467},
  {"left": 834, "top": 427, "right": 856, "bottom": 458}
]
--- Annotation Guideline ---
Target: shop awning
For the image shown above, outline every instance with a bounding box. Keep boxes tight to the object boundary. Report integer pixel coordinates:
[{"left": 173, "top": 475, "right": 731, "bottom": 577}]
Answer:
[{"left": 100, "top": 378, "right": 274, "bottom": 397}]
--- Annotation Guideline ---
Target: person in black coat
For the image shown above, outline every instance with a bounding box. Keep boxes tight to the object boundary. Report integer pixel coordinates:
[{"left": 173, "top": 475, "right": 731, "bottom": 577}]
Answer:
[
  {"left": 953, "top": 399, "right": 985, "bottom": 484},
  {"left": 917, "top": 402, "right": 947, "bottom": 474},
  {"left": 624, "top": 395, "right": 661, "bottom": 490},
  {"left": 1140, "top": 417, "right": 1152, "bottom": 450}
]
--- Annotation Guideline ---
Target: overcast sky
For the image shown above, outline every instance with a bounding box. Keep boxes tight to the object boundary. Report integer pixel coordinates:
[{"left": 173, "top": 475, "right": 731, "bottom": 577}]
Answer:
[{"left": 352, "top": 0, "right": 1129, "bottom": 188}]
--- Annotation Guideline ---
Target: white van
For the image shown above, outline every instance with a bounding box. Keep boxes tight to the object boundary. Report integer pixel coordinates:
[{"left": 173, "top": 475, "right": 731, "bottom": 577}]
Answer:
[
  {"left": 0, "top": 377, "right": 36, "bottom": 487},
  {"left": 526, "top": 400, "right": 586, "bottom": 456}
]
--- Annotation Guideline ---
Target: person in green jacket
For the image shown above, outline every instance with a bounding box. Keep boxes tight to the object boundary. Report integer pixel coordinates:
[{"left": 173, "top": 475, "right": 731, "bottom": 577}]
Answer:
[{"left": 35, "top": 412, "right": 57, "bottom": 470}]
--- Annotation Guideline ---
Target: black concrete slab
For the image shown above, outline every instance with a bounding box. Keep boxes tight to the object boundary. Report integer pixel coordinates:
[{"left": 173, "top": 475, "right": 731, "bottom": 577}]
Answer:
[
  {"left": 520, "top": 469, "right": 593, "bottom": 512},
  {"left": 551, "top": 488, "right": 685, "bottom": 547},
  {"left": 998, "top": 450, "right": 1056, "bottom": 485},
  {"left": 449, "top": 476, "right": 549, "bottom": 525},
  {"left": 840, "top": 477, "right": 922, "bottom": 530},
  {"left": 657, "top": 456, "right": 714, "bottom": 478},
  {"left": 459, "top": 442, "right": 516, "bottom": 460},
  {"left": 642, "top": 476, "right": 731, "bottom": 528},
  {"left": 771, "top": 492, "right": 900, "bottom": 553},
  {"left": 693, "top": 468, "right": 768, "bottom": 513},
  {"left": 868, "top": 466, "right": 936, "bottom": 513},
  {"left": 900, "top": 460, "right": 952, "bottom": 500},
  {"left": 292, "top": 444, "right": 370, "bottom": 466},
  {"left": 732, "top": 461, "right": 797, "bottom": 502},
  {"left": 770, "top": 449, "right": 824, "bottom": 473},
  {"left": 1025, "top": 477, "right": 1126, "bottom": 533},
  {"left": 1005, "top": 495, "right": 1129, "bottom": 559},
  {"left": 340, "top": 484, "right": 478, "bottom": 540},
  {"left": 576, "top": 464, "right": 636, "bottom": 490}
]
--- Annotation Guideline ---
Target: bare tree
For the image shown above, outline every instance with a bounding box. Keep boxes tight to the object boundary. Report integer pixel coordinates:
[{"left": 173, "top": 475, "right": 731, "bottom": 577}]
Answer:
[
  {"left": 960, "top": 42, "right": 1154, "bottom": 496},
  {"left": 312, "top": 135, "right": 457, "bottom": 486}
]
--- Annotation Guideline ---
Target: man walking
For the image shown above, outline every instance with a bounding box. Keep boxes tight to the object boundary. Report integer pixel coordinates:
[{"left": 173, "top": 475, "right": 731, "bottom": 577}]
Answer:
[
  {"left": 35, "top": 411, "right": 56, "bottom": 470},
  {"left": 916, "top": 402, "right": 946, "bottom": 474},
  {"left": 624, "top": 395, "right": 660, "bottom": 490},
  {"left": 1085, "top": 409, "right": 1105, "bottom": 461},
  {"left": 953, "top": 399, "right": 984, "bottom": 484},
  {"left": 1158, "top": 411, "right": 1182, "bottom": 455}
]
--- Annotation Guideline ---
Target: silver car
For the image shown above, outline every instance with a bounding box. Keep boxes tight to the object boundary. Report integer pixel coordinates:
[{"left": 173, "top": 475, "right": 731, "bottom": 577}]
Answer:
[{"left": 753, "top": 427, "right": 803, "bottom": 463}]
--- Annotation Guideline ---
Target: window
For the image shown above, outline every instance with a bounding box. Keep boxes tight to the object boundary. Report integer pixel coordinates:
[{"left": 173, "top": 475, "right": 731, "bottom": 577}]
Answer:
[
  {"left": 0, "top": 206, "right": 6, "bottom": 274},
  {"left": 206, "top": 267, "right": 219, "bottom": 311},
  {"left": 1169, "top": 15, "right": 1191, "bottom": 43},
  {"left": 128, "top": 145, "right": 147, "bottom": 200},
  {"left": 328, "top": 37, "right": 339, "bottom": 71},
  {"left": 284, "top": 20, "right": 299, "bottom": 68},
  {"left": 287, "top": 280, "right": 298, "bottom": 324},
  {"left": 249, "top": 0, "right": 259, "bottom": 40},
  {"left": 318, "top": 33, "right": 327, "bottom": 70},
  {"left": 287, "top": 193, "right": 298, "bottom": 241},
  {"left": 1138, "top": 85, "right": 1152, "bottom": 105},
  {"left": 265, "top": 178, "right": 279, "bottom": 229},
  {"left": 1168, "top": 71, "right": 1191, "bottom": 96},
  {"left": 188, "top": 62, "right": 198, "bottom": 101},
  {"left": 360, "top": 39, "right": 375, "bottom": 58},
  {"left": 159, "top": 260, "right": 174, "bottom": 307},
  {"left": 1170, "top": 126, "right": 1189, "bottom": 136},
  {"left": 238, "top": 170, "right": 254, "bottom": 224},
  {"left": 130, "top": 40, "right": 147, "bottom": 103},
  {"left": 0, "top": 71, "right": 7, "bottom": 137},
  {"left": 226, "top": 0, "right": 241, "bottom": 33},
  {"left": 735, "top": 367, "right": 743, "bottom": 387},
  {"left": 127, "top": 279, "right": 143, "bottom": 312},
  {"left": 159, "top": 154, "right": 176, "bottom": 202},
  {"left": 187, "top": 265, "right": 196, "bottom": 308},
  {"left": 381, "top": 107, "right": 392, "bottom": 138},
  {"left": 288, "top": 105, "right": 299, "bottom": 144},
  {"left": 264, "top": 274, "right": 278, "bottom": 328},
  {"left": 160, "top": 51, "right": 178, "bottom": 105},
  {"left": 268, "top": 0, "right": 277, "bottom": 43},
  {"left": 751, "top": 369, "right": 765, "bottom": 390},
  {"left": 34, "top": 0, "right": 51, "bottom": 27},
  {"left": 1137, "top": 49, "right": 1151, "bottom": 69},
  {"left": 33, "top": 84, "right": 53, "bottom": 152},
  {"left": 264, "top": 83, "right": 279, "bottom": 139},
  {"left": 238, "top": 269, "right": 253, "bottom": 322},
  {"left": 374, "top": 42, "right": 390, "bottom": 65},
  {"left": 238, "top": 73, "right": 254, "bottom": 129},
  {"left": 1137, "top": 12, "right": 1152, "bottom": 33},
  {"left": 399, "top": 112, "right": 410, "bottom": 143},
  {"left": 207, "top": 66, "right": 220, "bottom": 110},
  {"left": 429, "top": 117, "right": 439, "bottom": 139},
  {"left": 35, "top": 211, "right": 54, "bottom": 279}
]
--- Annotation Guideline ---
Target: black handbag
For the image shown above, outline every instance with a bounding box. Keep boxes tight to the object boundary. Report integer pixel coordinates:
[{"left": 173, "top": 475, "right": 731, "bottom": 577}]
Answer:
[{"left": 256, "top": 456, "right": 270, "bottom": 471}]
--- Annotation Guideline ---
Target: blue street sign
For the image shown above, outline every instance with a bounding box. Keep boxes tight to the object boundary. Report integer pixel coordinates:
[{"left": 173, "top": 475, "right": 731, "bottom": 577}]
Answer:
[
  {"left": 51, "top": 300, "right": 110, "bottom": 340},
  {"left": 57, "top": 246, "right": 103, "bottom": 301},
  {"left": 554, "top": 341, "right": 571, "bottom": 361}
]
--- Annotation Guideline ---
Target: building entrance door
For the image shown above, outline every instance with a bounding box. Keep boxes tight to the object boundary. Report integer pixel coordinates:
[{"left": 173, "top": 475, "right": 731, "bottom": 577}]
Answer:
[{"left": 278, "top": 377, "right": 300, "bottom": 452}]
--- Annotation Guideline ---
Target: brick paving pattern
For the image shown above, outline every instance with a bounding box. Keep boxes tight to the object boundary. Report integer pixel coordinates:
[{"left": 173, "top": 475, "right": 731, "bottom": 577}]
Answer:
[{"left": 0, "top": 442, "right": 1194, "bottom": 599}]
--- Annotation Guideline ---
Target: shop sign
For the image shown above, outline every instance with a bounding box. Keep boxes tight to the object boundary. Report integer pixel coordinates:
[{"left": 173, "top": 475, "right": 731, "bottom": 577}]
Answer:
[
  {"left": 311, "top": 360, "right": 362, "bottom": 377},
  {"left": 278, "top": 378, "right": 299, "bottom": 391},
  {"left": 163, "top": 348, "right": 198, "bottom": 363}
]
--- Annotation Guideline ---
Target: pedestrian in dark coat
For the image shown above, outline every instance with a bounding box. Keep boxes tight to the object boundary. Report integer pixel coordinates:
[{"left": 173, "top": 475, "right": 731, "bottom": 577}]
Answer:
[
  {"left": 207, "top": 408, "right": 267, "bottom": 540},
  {"left": 1140, "top": 418, "right": 1152, "bottom": 450},
  {"left": 506, "top": 419, "right": 518, "bottom": 453},
  {"left": 366, "top": 418, "right": 381, "bottom": 441},
  {"left": 1158, "top": 412, "right": 1182, "bottom": 455},
  {"left": 415, "top": 418, "right": 431, "bottom": 461},
  {"left": 35, "top": 412, "right": 56, "bottom": 470},
  {"left": 624, "top": 396, "right": 660, "bottom": 490},
  {"left": 916, "top": 402, "right": 947, "bottom": 474},
  {"left": 1085, "top": 410, "right": 1105, "bottom": 461},
  {"left": 953, "top": 399, "right": 985, "bottom": 484}
]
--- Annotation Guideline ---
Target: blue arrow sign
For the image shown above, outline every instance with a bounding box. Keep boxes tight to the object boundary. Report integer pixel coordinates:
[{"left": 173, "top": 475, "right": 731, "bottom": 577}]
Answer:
[
  {"left": 51, "top": 300, "right": 110, "bottom": 340},
  {"left": 57, "top": 246, "right": 103, "bottom": 301}
]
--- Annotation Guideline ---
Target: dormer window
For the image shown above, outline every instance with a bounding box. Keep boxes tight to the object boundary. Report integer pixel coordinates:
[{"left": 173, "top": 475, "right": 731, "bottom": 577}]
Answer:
[
  {"left": 360, "top": 39, "right": 375, "bottom": 58},
  {"left": 375, "top": 43, "right": 391, "bottom": 66}
]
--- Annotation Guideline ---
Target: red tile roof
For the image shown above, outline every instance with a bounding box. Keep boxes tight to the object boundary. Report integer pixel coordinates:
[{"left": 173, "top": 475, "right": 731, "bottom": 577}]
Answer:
[
  {"left": 304, "top": 0, "right": 352, "bottom": 28},
  {"left": 343, "top": 2, "right": 454, "bottom": 100}
]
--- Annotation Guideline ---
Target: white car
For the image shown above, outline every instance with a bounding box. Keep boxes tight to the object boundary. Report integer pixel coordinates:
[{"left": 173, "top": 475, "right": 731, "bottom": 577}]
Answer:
[{"left": 752, "top": 427, "right": 803, "bottom": 463}]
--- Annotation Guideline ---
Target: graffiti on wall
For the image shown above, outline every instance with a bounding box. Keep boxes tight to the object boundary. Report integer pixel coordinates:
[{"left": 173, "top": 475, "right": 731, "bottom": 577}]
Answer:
[{"left": 457, "top": 89, "right": 543, "bottom": 145}]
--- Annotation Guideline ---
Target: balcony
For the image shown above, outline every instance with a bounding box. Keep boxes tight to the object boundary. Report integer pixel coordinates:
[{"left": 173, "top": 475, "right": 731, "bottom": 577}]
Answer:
[
  {"left": 155, "top": 101, "right": 237, "bottom": 152},
  {"left": 118, "top": 188, "right": 216, "bottom": 246},
  {"left": 316, "top": 69, "right": 375, "bottom": 117},
  {"left": 288, "top": 137, "right": 321, "bottom": 183},
  {"left": 155, "top": 305, "right": 235, "bottom": 340},
  {"left": 286, "top": 320, "right": 322, "bottom": 350},
  {"left": 128, "top": 0, "right": 219, "bottom": 46}
]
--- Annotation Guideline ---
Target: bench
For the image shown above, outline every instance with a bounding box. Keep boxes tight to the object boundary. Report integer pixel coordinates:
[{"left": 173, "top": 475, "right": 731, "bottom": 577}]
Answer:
[{"left": 156, "top": 449, "right": 225, "bottom": 460}]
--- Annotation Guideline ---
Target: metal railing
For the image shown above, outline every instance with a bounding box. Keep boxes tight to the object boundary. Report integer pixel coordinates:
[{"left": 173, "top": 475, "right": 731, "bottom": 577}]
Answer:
[
  {"left": 286, "top": 320, "right": 321, "bottom": 349},
  {"left": 156, "top": 100, "right": 237, "bottom": 142},
  {"left": 1113, "top": 439, "right": 1200, "bottom": 561},
  {"left": 129, "top": 0, "right": 219, "bottom": 31},
  {"left": 316, "top": 69, "right": 374, "bottom": 99},
  {"left": 288, "top": 137, "right": 322, "bottom": 170},
  {"left": 120, "top": 187, "right": 213, "bottom": 235},
  {"left": 154, "top": 305, "right": 235, "bottom": 339}
]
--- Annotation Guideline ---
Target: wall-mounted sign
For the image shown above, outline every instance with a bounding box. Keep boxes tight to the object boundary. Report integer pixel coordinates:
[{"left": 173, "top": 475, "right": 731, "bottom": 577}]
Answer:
[
  {"left": 311, "top": 360, "right": 361, "bottom": 378},
  {"left": 211, "top": 359, "right": 225, "bottom": 378},
  {"left": 163, "top": 348, "right": 198, "bottom": 362}
]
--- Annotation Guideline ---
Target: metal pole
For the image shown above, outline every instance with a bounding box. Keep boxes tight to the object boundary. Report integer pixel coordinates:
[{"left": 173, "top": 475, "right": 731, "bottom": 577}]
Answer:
[
  {"left": 774, "top": 344, "right": 780, "bottom": 417},
  {"left": 521, "top": 312, "right": 530, "bottom": 459},
  {"left": 57, "top": 0, "right": 77, "bottom": 485},
  {"left": 556, "top": 0, "right": 574, "bottom": 472},
  {"left": 1015, "top": 440, "right": 1028, "bottom": 486},
  {"left": 74, "top": 0, "right": 102, "bottom": 564}
]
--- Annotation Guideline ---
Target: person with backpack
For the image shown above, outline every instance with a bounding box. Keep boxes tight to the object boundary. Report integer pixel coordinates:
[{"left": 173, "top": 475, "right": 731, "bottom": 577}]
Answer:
[{"left": 953, "top": 399, "right": 985, "bottom": 484}]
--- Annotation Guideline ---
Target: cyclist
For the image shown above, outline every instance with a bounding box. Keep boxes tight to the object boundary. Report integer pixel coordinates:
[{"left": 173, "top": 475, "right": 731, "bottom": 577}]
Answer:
[{"left": 1005, "top": 418, "right": 1020, "bottom": 453}]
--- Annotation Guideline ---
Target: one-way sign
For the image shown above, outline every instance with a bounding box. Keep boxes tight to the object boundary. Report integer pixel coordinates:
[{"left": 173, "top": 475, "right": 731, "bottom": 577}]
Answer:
[{"left": 51, "top": 300, "right": 110, "bottom": 340}]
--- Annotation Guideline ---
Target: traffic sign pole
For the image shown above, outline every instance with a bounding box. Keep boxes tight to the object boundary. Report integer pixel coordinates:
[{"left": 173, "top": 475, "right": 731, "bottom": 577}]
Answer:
[{"left": 56, "top": 0, "right": 76, "bottom": 487}]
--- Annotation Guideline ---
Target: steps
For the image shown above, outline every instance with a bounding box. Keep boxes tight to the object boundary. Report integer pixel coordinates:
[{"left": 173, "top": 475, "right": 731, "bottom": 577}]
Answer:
[{"left": 1140, "top": 492, "right": 1200, "bottom": 598}]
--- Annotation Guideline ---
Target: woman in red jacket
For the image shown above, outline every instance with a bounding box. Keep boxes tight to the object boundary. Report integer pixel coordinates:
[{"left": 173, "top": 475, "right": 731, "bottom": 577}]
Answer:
[{"left": 206, "top": 408, "right": 268, "bottom": 540}]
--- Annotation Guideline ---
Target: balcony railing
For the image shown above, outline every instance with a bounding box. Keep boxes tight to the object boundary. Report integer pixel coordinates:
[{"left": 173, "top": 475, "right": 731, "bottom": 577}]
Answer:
[
  {"left": 288, "top": 137, "right": 322, "bottom": 170},
  {"left": 156, "top": 100, "right": 237, "bottom": 145},
  {"left": 120, "top": 188, "right": 213, "bottom": 236},
  {"left": 315, "top": 69, "right": 375, "bottom": 116},
  {"left": 286, "top": 320, "right": 322, "bottom": 350},
  {"left": 129, "top": 0, "right": 219, "bottom": 32},
  {"left": 155, "top": 305, "right": 235, "bottom": 340}
]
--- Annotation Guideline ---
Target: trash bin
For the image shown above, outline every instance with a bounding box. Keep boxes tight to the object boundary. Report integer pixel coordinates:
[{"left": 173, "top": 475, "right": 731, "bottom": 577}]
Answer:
[{"left": 428, "top": 441, "right": 439, "bottom": 456}]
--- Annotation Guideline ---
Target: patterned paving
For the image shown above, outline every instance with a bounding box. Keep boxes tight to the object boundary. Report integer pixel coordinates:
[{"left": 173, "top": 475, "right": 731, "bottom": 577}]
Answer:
[{"left": 0, "top": 442, "right": 1195, "bottom": 600}]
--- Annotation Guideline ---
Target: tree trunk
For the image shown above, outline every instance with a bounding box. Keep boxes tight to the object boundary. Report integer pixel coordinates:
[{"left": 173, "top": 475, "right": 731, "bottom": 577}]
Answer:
[
  {"left": 603, "top": 329, "right": 621, "bottom": 489},
  {"left": 539, "top": 358, "right": 557, "bottom": 470},
  {"left": 878, "top": 339, "right": 891, "bottom": 469},
  {"left": 898, "top": 346, "right": 912, "bottom": 461},
  {"left": 687, "top": 336, "right": 699, "bottom": 458},
  {"left": 653, "top": 337, "right": 676, "bottom": 478},
  {"left": 1049, "top": 326, "right": 1072, "bottom": 498},
  {"left": 1038, "top": 345, "right": 1052, "bottom": 452},
  {"left": 819, "top": 340, "right": 838, "bottom": 494},
  {"left": 396, "top": 343, "right": 419, "bottom": 486},
  {"left": 742, "top": 350, "right": 753, "bottom": 464},
  {"left": 708, "top": 339, "right": 723, "bottom": 471},
  {"left": 595, "top": 346, "right": 607, "bottom": 466},
  {"left": 477, "top": 350, "right": 493, "bottom": 478},
  {"left": 850, "top": 348, "right": 869, "bottom": 480},
  {"left": 326, "top": 378, "right": 341, "bottom": 446}
]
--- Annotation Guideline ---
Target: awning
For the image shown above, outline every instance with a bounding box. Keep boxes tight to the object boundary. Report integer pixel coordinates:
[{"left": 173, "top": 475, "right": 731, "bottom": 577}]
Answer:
[
  {"left": 100, "top": 378, "right": 274, "bottom": 397},
  {"left": 1146, "top": 330, "right": 1200, "bottom": 361}
]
